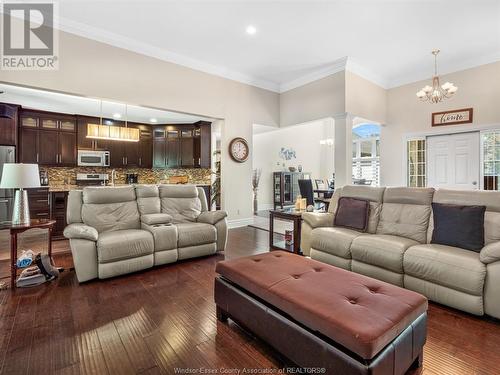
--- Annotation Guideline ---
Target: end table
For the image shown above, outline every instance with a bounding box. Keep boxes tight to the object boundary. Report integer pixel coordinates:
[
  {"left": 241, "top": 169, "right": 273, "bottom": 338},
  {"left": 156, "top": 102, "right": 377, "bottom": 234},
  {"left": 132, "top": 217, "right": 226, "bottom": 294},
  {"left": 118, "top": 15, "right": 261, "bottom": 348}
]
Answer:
[
  {"left": 269, "top": 209, "right": 303, "bottom": 254},
  {"left": 0, "top": 219, "right": 56, "bottom": 289}
]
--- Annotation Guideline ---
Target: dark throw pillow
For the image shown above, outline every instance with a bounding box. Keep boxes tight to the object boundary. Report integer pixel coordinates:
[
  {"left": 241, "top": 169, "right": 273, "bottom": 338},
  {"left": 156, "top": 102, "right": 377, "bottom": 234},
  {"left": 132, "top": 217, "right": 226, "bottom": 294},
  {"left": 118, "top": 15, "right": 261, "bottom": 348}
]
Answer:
[
  {"left": 334, "top": 197, "right": 369, "bottom": 232},
  {"left": 431, "top": 202, "right": 486, "bottom": 252}
]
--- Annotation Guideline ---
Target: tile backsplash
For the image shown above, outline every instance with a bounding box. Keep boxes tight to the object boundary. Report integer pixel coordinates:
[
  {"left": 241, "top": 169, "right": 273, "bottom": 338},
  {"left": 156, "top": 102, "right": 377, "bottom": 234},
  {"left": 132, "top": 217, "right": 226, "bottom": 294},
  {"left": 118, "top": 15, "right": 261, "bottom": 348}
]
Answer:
[{"left": 41, "top": 167, "right": 212, "bottom": 186}]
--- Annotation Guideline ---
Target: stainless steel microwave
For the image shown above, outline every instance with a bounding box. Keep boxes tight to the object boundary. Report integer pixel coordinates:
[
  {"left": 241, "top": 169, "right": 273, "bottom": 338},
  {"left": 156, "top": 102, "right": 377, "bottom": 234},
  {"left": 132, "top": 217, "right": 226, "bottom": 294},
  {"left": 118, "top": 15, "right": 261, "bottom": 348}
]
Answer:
[{"left": 77, "top": 150, "right": 110, "bottom": 167}]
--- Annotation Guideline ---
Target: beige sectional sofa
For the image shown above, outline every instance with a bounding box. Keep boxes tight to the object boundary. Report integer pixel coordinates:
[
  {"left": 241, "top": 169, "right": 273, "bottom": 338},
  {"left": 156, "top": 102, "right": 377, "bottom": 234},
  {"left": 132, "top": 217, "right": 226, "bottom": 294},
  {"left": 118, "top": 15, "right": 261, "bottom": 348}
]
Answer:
[
  {"left": 64, "top": 184, "right": 227, "bottom": 282},
  {"left": 301, "top": 185, "right": 500, "bottom": 319}
]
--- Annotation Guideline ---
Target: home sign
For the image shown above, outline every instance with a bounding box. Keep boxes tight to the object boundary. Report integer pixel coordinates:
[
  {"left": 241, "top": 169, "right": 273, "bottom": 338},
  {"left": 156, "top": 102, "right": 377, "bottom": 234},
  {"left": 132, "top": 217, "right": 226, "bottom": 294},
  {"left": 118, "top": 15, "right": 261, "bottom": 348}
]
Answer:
[{"left": 432, "top": 108, "right": 473, "bottom": 126}]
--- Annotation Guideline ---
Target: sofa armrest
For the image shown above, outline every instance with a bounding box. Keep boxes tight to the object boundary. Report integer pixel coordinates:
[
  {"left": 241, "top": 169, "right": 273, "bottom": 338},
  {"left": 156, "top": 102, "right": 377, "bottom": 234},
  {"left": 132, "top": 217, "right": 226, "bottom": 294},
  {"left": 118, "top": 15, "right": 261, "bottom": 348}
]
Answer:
[
  {"left": 302, "top": 212, "right": 334, "bottom": 229},
  {"left": 198, "top": 210, "right": 227, "bottom": 225},
  {"left": 480, "top": 242, "right": 500, "bottom": 264},
  {"left": 63, "top": 223, "right": 98, "bottom": 242},
  {"left": 141, "top": 213, "right": 172, "bottom": 225}
]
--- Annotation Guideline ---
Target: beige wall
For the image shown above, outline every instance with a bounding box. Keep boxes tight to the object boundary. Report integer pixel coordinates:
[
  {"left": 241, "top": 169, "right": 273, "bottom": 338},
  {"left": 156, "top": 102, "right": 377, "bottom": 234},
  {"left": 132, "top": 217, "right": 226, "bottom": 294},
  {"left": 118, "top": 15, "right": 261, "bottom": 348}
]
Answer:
[
  {"left": 279, "top": 72, "right": 345, "bottom": 127},
  {"left": 345, "top": 71, "right": 387, "bottom": 125},
  {"left": 384, "top": 61, "right": 500, "bottom": 186},
  {"left": 0, "top": 29, "right": 280, "bottom": 222}
]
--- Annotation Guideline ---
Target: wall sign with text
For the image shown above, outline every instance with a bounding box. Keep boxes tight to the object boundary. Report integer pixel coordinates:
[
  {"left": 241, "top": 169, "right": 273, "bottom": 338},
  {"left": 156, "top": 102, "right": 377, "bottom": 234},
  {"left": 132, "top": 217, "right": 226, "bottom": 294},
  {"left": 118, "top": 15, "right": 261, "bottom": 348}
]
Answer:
[{"left": 432, "top": 108, "right": 473, "bottom": 126}]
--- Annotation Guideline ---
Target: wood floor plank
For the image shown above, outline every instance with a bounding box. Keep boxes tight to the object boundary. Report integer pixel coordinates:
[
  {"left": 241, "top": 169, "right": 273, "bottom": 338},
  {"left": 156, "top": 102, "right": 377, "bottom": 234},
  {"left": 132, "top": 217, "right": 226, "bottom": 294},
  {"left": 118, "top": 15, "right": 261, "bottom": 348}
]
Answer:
[{"left": 0, "top": 227, "right": 498, "bottom": 374}]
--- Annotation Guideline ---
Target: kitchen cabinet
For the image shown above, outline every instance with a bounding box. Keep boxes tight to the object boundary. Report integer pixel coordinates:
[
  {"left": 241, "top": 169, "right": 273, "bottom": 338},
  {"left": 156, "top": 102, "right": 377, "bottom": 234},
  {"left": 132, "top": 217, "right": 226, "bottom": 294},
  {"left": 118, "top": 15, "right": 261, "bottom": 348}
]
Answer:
[
  {"left": 153, "top": 122, "right": 211, "bottom": 169},
  {"left": 77, "top": 116, "right": 108, "bottom": 151},
  {"left": 20, "top": 110, "right": 77, "bottom": 166},
  {"left": 194, "top": 121, "right": 211, "bottom": 168},
  {"left": 139, "top": 128, "right": 152, "bottom": 168},
  {"left": 51, "top": 191, "right": 68, "bottom": 239},
  {"left": 20, "top": 128, "right": 38, "bottom": 164},
  {"left": 0, "top": 103, "right": 18, "bottom": 146},
  {"left": 27, "top": 187, "right": 50, "bottom": 220}
]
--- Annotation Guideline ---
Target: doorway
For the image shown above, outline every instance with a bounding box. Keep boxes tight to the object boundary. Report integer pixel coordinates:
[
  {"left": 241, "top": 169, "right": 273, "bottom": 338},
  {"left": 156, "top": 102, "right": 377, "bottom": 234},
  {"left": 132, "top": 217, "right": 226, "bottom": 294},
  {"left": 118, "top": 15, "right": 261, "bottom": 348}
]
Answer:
[{"left": 427, "top": 132, "right": 480, "bottom": 190}]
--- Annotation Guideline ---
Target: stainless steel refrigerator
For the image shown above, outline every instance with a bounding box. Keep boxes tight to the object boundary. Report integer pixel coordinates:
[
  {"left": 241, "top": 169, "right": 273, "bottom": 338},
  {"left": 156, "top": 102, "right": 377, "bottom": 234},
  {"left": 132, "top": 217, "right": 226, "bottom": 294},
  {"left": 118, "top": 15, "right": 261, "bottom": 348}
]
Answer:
[{"left": 0, "top": 146, "right": 15, "bottom": 222}]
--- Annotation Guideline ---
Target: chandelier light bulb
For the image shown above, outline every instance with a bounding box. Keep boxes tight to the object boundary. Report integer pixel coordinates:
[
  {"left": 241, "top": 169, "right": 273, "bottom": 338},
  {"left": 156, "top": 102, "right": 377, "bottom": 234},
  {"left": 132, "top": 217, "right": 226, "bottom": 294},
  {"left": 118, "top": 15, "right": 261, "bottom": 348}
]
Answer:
[{"left": 416, "top": 50, "right": 457, "bottom": 104}]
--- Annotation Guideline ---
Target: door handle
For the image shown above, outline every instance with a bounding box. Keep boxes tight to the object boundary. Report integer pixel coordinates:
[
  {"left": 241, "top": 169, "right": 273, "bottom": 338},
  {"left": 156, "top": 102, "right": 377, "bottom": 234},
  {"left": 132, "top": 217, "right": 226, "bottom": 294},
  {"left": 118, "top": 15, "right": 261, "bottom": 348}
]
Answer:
[
  {"left": 36, "top": 153, "right": 39, "bottom": 163},
  {"left": 56, "top": 154, "right": 58, "bottom": 163},
  {"left": 139, "top": 157, "right": 142, "bottom": 166},
  {"left": 0, "top": 200, "right": 8, "bottom": 203}
]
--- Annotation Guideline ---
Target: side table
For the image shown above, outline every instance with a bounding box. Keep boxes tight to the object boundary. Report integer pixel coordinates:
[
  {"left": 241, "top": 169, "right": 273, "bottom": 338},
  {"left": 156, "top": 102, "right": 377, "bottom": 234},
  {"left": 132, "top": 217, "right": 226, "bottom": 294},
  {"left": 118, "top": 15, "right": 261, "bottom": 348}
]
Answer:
[
  {"left": 0, "top": 219, "right": 56, "bottom": 289},
  {"left": 269, "top": 209, "right": 303, "bottom": 254}
]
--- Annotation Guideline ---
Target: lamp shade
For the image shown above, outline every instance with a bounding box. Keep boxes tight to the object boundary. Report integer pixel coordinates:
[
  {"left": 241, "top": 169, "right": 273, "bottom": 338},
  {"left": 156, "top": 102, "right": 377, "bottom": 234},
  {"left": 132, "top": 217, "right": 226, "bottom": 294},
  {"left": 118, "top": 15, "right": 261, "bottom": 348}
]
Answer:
[{"left": 0, "top": 163, "right": 41, "bottom": 189}]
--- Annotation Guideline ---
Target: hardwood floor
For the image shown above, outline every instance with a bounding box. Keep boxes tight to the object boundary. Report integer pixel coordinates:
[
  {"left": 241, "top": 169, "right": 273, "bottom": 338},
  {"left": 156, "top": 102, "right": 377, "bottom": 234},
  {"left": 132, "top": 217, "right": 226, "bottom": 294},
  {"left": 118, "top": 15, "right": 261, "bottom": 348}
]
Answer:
[{"left": 0, "top": 226, "right": 499, "bottom": 374}]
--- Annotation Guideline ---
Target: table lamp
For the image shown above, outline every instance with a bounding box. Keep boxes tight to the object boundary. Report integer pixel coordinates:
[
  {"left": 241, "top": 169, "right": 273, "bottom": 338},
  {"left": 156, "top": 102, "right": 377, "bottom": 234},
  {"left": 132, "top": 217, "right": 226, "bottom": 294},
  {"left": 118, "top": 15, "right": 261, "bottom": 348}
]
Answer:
[{"left": 0, "top": 164, "right": 41, "bottom": 224}]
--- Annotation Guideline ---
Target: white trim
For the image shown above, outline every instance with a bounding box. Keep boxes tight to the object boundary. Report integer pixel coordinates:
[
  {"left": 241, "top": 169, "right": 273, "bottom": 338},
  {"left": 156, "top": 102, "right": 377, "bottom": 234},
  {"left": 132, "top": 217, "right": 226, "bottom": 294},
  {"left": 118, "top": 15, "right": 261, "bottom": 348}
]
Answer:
[
  {"left": 388, "top": 51, "right": 500, "bottom": 89},
  {"left": 346, "top": 58, "right": 389, "bottom": 89},
  {"left": 50, "top": 16, "right": 500, "bottom": 94},
  {"left": 279, "top": 57, "right": 348, "bottom": 93},
  {"left": 227, "top": 217, "right": 254, "bottom": 229},
  {"left": 402, "top": 124, "right": 500, "bottom": 189},
  {"left": 56, "top": 16, "right": 281, "bottom": 93}
]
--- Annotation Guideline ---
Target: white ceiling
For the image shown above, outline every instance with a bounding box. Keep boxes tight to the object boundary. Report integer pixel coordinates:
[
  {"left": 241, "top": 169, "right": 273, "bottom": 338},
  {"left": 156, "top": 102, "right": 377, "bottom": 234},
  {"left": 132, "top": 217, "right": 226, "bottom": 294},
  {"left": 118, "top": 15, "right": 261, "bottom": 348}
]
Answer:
[
  {"left": 55, "top": 0, "right": 500, "bottom": 91},
  {"left": 0, "top": 84, "right": 212, "bottom": 124}
]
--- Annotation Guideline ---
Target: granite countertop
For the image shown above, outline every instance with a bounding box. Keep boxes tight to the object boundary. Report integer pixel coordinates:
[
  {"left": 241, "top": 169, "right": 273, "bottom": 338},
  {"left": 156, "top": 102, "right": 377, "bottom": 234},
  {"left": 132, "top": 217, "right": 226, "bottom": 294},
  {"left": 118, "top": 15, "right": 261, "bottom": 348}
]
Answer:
[{"left": 48, "top": 182, "right": 211, "bottom": 192}]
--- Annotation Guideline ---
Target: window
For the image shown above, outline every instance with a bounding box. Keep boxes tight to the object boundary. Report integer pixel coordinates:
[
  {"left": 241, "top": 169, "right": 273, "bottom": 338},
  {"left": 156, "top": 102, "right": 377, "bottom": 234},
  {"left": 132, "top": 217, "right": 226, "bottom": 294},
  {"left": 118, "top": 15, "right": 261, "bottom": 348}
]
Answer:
[
  {"left": 407, "top": 139, "right": 426, "bottom": 187},
  {"left": 482, "top": 131, "right": 500, "bottom": 190},
  {"left": 352, "top": 124, "right": 380, "bottom": 186}
]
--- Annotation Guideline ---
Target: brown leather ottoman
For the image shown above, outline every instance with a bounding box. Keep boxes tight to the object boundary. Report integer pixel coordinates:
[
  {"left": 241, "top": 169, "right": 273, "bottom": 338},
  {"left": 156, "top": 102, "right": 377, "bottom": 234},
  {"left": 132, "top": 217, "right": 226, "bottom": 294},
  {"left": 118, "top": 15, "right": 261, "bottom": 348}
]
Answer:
[{"left": 215, "top": 251, "right": 427, "bottom": 374}]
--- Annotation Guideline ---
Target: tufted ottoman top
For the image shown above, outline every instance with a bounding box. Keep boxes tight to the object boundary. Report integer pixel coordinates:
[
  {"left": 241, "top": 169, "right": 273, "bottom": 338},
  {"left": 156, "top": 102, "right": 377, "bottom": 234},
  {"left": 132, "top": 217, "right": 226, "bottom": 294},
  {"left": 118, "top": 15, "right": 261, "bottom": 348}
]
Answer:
[{"left": 215, "top": 251, "right": 427, "bottom": 360}]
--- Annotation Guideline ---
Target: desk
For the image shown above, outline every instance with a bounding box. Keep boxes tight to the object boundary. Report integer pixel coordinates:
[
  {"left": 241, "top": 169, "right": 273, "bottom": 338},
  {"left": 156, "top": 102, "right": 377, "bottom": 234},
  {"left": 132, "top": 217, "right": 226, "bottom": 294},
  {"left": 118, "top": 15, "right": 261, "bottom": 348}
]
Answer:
[{"left": 0, "top": 219, "right": 56, "bottom": 289}]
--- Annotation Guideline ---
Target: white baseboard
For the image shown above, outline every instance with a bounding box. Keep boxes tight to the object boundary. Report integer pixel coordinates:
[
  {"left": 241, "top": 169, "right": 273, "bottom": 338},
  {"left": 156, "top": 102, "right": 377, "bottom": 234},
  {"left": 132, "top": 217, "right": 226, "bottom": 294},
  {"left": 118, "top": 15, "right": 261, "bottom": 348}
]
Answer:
[{"left": 227, "top": 217, "right": 254, "bottom": 229}]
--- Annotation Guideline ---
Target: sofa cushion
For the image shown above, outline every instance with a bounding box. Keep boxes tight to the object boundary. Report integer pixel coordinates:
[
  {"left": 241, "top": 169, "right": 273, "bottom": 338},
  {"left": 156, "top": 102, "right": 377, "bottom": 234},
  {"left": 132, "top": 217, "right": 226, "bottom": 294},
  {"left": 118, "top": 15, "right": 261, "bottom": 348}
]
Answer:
[
  {"left": 97, "top": 229, "right": 154, "bottom": 264},
  {"left": 177, "top": 223, "right": 216, "bottom": 247},
  {"left": 311, "top": 227, "right": 362, "bottom": 258},
  {"left": 377, "top": 203, "right": 431, "bottom": 243},
  {"left": 404, "top": 244, "right": 486, "bottom": 296},
  {"left": 159, "top": 185, "right": 201, "bottom": 223},
  {"left": 351, "top": 234, "right": 419, "bottom": 273},
  {"left": 135, "top": 185, "right": 160, "bottom": 215},
  {"left": 334, "top": 197, "right": 369, "bottom": 232},
  {"left": 82, "top": 201, "right": 140, "bottom": 233},
  {"left": 431, "top": 203, "right": 486, "bottom": 252}
]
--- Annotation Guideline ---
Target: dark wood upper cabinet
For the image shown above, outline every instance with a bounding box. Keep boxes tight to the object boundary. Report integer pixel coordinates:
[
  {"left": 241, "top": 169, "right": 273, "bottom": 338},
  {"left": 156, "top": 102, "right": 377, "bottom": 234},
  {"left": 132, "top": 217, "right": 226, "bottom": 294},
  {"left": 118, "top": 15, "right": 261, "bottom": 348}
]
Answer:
[
  {"left": 20, "top": 128, "right": 38, "bottom": 164},
  {"left": 152, "top": 122, "right": 211, "bottom": 169},
  {"left": 166, "top": 129, "right": 180, "bottom": 168},
  {"left": 194, "top": 121, "right": 212, "bottom": 168},
  {"left": 180, "top": 128, "right": 194, "bottom": 167},
  {"left": 19, "top": 109, "right": 77, "bottom": 166},
  {"left": 59, "top": 132, "right": 77, "bottom": 166},
  {"left": 0, "top": 103, "right": 18, "bottom": 146},
  {"left": 38, "top": 130, "right": 59, "bottom": 165}
]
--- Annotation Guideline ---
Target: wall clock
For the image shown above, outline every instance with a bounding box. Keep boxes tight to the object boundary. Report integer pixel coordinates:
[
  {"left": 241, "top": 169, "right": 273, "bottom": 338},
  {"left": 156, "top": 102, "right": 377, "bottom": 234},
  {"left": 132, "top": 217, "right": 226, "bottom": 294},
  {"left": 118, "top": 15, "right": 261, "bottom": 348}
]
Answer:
[{"left": 229, "top": 137, "right": 249, "bottom": 163}]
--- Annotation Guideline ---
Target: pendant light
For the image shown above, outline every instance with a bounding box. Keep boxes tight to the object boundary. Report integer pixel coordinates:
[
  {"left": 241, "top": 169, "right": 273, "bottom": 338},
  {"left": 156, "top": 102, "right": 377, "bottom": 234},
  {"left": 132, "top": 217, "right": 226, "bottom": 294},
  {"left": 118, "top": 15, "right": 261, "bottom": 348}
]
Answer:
[{"left": 86, "top": 101, "right": 140, "bottom": 142}]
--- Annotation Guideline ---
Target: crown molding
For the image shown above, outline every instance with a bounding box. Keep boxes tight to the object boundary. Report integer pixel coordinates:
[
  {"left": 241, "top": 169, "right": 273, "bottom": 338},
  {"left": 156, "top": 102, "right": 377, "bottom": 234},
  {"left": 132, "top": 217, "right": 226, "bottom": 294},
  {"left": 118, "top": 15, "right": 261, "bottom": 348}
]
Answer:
[
  {"left": 387, "top": 51, "right": 500, "bottom": 89},
  {"left": 56, "top": 16, "right": 281, "bottom": 93},
  {"left": 45, "top": 16, "right": 500, "bottom": 95},
  {"left": 278, "top": 57, "right": 348, "bottom": 93}
]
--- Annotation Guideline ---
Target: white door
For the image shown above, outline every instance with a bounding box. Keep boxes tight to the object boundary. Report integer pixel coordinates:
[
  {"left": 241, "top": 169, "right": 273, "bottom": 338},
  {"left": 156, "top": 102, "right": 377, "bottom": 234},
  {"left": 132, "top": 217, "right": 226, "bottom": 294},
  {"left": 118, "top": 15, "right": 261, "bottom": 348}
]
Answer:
[{"left": 427, "top": 132, "right": 480, "bottom": 190}]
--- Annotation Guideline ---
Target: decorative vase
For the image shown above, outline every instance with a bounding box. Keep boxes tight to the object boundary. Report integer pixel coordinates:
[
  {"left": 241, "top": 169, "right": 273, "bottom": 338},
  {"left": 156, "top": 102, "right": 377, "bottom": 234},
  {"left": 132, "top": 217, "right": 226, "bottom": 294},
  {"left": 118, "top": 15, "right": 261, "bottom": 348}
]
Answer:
[
  {"left": 253, "top": 188, "right": 258, "bottom": 214},
  {"left": 298, "top": 164, "right": 302, "bottom": 172}
]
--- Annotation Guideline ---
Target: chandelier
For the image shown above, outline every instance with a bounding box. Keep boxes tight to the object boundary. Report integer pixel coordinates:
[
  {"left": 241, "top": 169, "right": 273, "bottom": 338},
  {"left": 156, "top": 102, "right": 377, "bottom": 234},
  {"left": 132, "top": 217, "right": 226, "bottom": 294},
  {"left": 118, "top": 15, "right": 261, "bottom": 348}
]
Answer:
[{"left": 416, "top": 49, "right": 457, "bottom": 103}]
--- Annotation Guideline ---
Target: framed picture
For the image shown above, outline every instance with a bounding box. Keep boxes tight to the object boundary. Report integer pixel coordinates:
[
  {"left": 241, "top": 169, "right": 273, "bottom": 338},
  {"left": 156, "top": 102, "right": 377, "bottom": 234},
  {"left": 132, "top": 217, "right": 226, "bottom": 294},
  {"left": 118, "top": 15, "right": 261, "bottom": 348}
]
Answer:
[{"left": 432, "top": 108, "right": 473, "bottom": 126}]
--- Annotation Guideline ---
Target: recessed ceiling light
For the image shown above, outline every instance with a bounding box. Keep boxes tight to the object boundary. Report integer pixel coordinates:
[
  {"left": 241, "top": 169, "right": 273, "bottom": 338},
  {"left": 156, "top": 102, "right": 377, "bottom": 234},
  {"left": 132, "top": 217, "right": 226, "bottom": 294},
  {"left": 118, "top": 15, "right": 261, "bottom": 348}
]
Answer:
[
  {"left": 150, "top": 118, "right": 157, "bottom": 123},
  {"left": 246, "top": 25, "right": 257, "bottom": 35},
  {"left": 113, "top": 113, "right": 121, "bottom": 119}
]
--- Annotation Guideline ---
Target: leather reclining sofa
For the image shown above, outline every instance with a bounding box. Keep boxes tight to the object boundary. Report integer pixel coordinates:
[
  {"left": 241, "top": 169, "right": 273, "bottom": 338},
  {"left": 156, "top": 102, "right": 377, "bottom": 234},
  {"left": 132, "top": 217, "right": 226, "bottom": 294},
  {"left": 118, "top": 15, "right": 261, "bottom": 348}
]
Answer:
[
  {"left": 64, "top": 184, "right": 227, "bottom": 282},
  {"left": 301, "top": 186, "right": 500, "bottom": 319}
]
